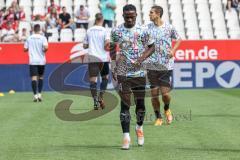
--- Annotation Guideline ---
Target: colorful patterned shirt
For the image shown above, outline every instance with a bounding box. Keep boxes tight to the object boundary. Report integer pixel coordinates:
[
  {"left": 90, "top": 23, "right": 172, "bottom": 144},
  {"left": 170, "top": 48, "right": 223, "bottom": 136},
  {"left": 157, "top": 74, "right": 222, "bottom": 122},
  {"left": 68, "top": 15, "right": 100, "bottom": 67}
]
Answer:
[
  {"left": 145, "top": 22, "right": 180, "bottom": 70},
  {"left": 111, "top": 23, "right": 154, "bottom": 77}
]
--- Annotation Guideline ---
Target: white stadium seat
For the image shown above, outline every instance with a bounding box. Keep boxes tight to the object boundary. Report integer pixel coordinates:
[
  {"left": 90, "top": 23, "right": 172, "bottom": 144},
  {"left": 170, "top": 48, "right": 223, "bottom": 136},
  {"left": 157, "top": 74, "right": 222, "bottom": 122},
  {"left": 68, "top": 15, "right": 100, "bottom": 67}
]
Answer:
[
  {"left": 0, "top": 0, "right": 239, "bottom": 41},
  {"left": 60, "top": 28, "right": 73, "bottom": 42}
]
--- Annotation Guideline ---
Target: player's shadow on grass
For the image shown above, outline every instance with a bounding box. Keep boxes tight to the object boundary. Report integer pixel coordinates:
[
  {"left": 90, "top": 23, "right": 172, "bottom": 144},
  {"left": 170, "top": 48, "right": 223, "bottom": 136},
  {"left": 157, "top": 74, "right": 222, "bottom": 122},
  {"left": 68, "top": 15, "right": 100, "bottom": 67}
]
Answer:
[{"left": 178, "top": 147, "right": 240, "bottom": 153}]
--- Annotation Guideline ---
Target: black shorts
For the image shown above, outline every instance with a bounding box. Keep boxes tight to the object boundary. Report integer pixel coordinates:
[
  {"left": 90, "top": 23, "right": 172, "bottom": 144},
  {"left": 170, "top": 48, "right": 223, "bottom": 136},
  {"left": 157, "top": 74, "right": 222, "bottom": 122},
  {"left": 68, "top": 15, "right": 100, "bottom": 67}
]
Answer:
[
  {"left": 147, "top": 70, "right": 173, "bottom": 88},
  {"left": 117, "top": 76, "right": 146, "bottom": 95},
  {"left": 29, "top": 65, "right": 45, "bottom": 77},
  {"left": 88, "top": 62, "right": 109, "bottom": 77}
]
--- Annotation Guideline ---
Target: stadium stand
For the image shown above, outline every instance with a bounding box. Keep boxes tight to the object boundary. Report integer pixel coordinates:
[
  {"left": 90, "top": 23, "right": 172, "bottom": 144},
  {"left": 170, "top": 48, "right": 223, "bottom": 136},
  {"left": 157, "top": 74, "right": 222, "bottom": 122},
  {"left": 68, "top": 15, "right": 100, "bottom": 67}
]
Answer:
[{"left": 0, "top": 0, "right": 240, "bottom": 42}]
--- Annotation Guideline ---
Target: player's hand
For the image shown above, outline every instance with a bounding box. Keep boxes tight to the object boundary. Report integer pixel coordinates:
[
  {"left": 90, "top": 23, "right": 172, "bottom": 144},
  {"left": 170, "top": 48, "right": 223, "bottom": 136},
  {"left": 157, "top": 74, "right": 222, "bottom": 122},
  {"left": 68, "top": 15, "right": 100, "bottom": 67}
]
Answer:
[
  {"left": 111, "top": 61, "right": 117, "bottom": 81},
  {"left": 134, "top": 57, "right": 144, "bottom": 67},
  {"left": 168, "top": 50, "right": 174, "bottom": 58},
  {"left": 112, "top": 71, "right": 117, "bottom": 81}
]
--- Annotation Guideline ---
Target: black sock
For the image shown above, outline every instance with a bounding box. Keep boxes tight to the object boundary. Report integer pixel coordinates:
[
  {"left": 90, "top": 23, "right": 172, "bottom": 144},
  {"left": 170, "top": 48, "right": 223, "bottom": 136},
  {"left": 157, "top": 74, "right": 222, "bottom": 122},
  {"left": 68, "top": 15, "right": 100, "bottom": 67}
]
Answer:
[
  {"left": 31, "top": 80, "right": 37, "bottom": 95},
  {"left": 90, "top": 82, "right": 97, "bottom": 101},
  {"left": 154, "top": 110, "right": 162, "bottom": 119},
  {"left": 120, "top": 101, "right": 131, "bottom": 133},
  {"left": 135, "top": 99, "right": 145, "bottom": 126},
  {"left": 38, "top": 79, "right": 43, "bottom": 93},
  {"left": 164, "top": 103, "right": 170, "bottom": 111},
  {"left": 99, "top": 78, "right": 108, "bottom": 99}
]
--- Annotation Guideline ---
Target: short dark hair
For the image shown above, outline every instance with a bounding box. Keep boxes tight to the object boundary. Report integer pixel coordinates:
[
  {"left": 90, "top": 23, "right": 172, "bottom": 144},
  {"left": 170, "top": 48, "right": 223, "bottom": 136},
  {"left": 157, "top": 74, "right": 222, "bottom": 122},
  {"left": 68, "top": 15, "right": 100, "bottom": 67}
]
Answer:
[
  {"left": 33, "top": 24, "right": 41, "bottom": 32},
  {"left": 151, "top": 5, "right": 163, "bottom": 18},
  {"left": 95, "top": 13, "right": 103, "bottom": 22},
  {"left": 94, "top": 13, "right": 103, "bottom": 24},
  {"left": 123, "top": 4, "right": 136, "bottom": 12},
  {"left": 62, "top": 6, "right": 66, "bottom": 10}
]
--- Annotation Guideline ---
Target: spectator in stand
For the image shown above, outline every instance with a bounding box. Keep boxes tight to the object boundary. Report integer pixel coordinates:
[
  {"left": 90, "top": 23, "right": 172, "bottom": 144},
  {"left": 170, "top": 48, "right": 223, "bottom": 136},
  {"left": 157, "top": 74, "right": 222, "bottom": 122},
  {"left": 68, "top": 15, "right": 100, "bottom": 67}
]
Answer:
[
  {"left": 59, "top": 6, "right": 75, "bottom": 30},
  {"left": 98, "top": 0, "right": 116, "bottom": 28},
  {"left": 32, "top": 15, "right": 46, "bottom": 33},
  {"left": 4, "top": 7, "right": 17, "bottom": 22},
  {"left": 10, "top": 0, "right": 20, "bottom": 13},
  {"left": 19, "top": 28, "right": 28, "bottom": 42},
  {"left": 75, "top": 5, "right": 90, "bottom": 30},
  {"left": 227, "top": 0, "right": 240, "bottom": 14},
  {"left": 45, "top": 8, "right": 59, "bottom": 30},
  {"left": 48, "top": 0, "right": 60, "bottom": 14},
  {"left": 0, "top": 8, "right": 6, "bottom": 29},
  {"left": 16, "top": 6, "right": 25, "bottom": 21},
  {"left": 1, "top": 21, "right": 19, "bottom": 42}
]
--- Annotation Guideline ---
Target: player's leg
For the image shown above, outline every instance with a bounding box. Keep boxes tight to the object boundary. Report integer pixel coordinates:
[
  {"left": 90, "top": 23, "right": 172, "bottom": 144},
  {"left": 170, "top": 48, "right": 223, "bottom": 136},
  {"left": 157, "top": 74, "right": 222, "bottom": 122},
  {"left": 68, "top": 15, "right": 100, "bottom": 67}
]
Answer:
[
  {"left": 37, "top": 65, "right": 45, "bottom": 102},
  {"left": 159, "top": 70, "right": 173, "bottom": 124},
  {"left": 147, "top": 70, "right": 163, "bottom": 126},
  {"left": 99, "top": 62, "right": 109, "bottom": 109},
  {"left": 118, "top": 76, "right": 131, "bottom": 150},
  {"left": 29, "top": 65, "right": 38, "bottom": 102},
  {"left": 132, "top": 77, "right": 146, "bottom": 146},
  {"left": 120, "top": 94, "right": 131, "bottom": 150},
  {"left": 151, "top": 86, "right": 163, "bottom": 126},
  {"left": 133, "top": 86, "right": 145, "bottom": 146},
  {"left": 88, "top": 63, "right": 99, "bottom": 110}
]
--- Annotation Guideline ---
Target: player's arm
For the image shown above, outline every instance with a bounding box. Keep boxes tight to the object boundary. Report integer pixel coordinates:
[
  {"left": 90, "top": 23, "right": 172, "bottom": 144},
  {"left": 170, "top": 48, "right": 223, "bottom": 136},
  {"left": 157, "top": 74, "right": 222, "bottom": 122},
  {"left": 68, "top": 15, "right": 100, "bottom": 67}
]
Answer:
[
  {"left": 24, "top": 48, "right": 28, "bottom": 52},
  {"left": 170, "top": 38, "right": 181, "bottom": 58},
  {"left": 109, "top": 42, "right": 118, "bottom": 60},
  {"left": 109, "top": 29, "right": 119, "bottom": 80},
  {"left": 136, "top": 43, "right": 155, "bottom": 64},
  {"left": 104, "top": 39, "right": 110, "bottom": 51},
  {"left": 83, "top": 32, "right": 89, "bottom": 49},
  {"left": 43, "top": 45, "right": 48, "bottom": 52},
  {"left": 169, "top": 26, "right": 182, "bottom": 58},
  {"left": 43, "top": 37, "right": 48, "bottom": 53},
  {"left": 24, "top": 39, "right": 28, "bottom": 52},
  {"left": 109, "top": 29, "right": 119, "bottom": 60}
]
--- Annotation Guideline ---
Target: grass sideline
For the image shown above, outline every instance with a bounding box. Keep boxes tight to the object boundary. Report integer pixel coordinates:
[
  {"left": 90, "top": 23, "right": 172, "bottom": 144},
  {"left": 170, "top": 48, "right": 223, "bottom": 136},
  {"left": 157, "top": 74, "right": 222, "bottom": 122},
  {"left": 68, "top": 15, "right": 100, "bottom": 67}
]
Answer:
[{"left": 0, "top": 89, "right": 240, "bottom": 160}]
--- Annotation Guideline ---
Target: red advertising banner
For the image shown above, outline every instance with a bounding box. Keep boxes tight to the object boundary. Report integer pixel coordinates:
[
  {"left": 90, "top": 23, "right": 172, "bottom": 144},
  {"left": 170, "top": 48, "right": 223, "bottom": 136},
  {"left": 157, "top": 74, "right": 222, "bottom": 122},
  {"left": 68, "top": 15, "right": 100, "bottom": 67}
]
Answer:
[
  {"left": 174, "top": 40, "right": 240, "bottom": 61},
  {"left": 0, "top": 40, "right": 240, "bottom": 64},
  {"left": 0, "top": 42, "right": 78, "bottom": 64}
]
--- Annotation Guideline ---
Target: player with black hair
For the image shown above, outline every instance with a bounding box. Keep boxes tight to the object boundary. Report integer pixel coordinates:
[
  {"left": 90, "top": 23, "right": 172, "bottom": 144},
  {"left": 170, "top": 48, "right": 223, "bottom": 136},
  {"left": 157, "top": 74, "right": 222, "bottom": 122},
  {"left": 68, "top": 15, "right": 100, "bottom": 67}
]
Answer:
[
  {"left": 146, "top": 5, "right": 181, "bottom": 125},
  {"left": 111, "top": 4, "right": 155, "bottom": 150}
]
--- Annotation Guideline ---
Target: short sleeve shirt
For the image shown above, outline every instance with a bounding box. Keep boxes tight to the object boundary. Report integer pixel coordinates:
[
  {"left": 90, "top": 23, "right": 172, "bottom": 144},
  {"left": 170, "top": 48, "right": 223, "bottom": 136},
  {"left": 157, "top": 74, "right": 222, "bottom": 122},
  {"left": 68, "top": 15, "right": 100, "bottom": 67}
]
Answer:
[
  {"left": 146, "top": 22, "right": 180, "bottom": 70},
  {"left": 111, "top": 23, "right": 154, "bottom": 77},
  {"left": 24, "top": 34, "right": 48, "bottom": 65}
]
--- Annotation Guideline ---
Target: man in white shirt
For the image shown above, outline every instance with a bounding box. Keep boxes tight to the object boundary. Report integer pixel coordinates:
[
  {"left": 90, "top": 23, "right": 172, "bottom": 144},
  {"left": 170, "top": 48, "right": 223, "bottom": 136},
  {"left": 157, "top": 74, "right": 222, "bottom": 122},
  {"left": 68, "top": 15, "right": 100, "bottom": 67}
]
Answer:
[
  {"left": 75, "top": 5, "right": 90, "bottom": 30},
  {"left": 83, "top": 13, "right": 110, "bottom": 110},
  {"left": 24, "top": 24, "right": 48, "bottom": 102}
]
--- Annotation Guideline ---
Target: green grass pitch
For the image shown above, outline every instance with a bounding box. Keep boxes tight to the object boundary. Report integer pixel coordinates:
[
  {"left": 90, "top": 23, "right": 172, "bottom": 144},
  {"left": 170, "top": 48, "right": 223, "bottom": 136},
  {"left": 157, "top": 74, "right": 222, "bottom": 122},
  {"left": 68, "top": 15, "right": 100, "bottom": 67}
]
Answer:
[{"left": 0, "top": 89, "right": 240, "bottom": 160}]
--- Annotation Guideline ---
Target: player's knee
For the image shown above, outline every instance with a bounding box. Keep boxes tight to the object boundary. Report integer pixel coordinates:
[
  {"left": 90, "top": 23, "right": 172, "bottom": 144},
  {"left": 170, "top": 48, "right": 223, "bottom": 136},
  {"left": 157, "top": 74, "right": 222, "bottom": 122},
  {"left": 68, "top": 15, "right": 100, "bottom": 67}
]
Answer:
[
  {"left": 121, "top": 100, "right": 130, "bottom": 111},
  {"left": 151, "top": 96, "right": 159, "bottom": 102},
  {"left": 120, "top": 94, "right": 131, "bottom": 106},
  {"left": 136, "top": 99, "right": 145, "bottom": 112},
  {"left": 162, "top": 93, "right": 171, "bottom": 101}
]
